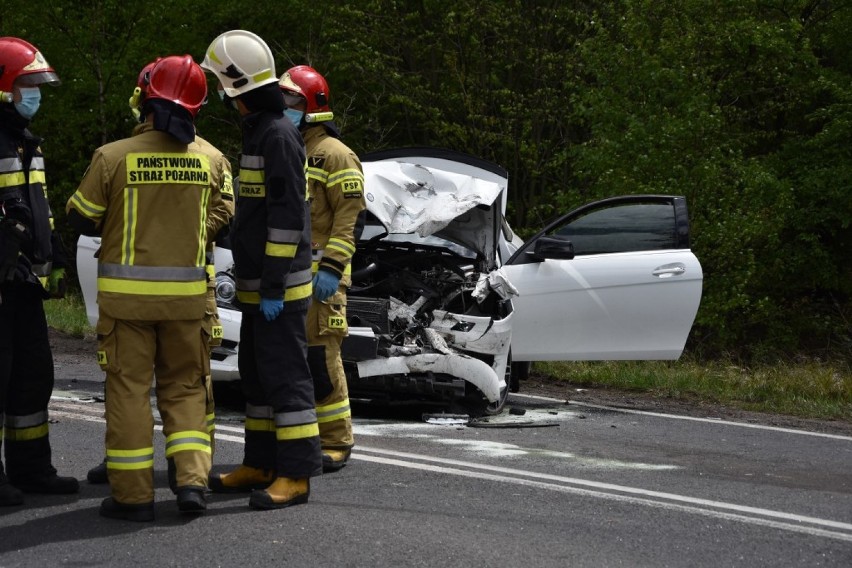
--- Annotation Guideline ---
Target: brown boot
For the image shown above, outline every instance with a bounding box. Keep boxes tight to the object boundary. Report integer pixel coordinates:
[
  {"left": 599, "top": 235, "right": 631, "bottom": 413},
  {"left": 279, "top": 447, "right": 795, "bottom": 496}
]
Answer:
[
  {"left": 322, "top": 449, "right": 351, "bottom": 473},
  {"left": 248, "top": 477, "right": 310, "bottom": 510},
  {"left": 208, "top": 465, "right": 274, "bottom": 493}
]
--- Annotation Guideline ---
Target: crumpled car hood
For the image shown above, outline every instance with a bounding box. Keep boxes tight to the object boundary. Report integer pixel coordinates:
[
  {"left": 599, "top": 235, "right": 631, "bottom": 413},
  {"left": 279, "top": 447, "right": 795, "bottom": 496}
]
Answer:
[{"left": 363, "top": 160, "right": 505, "bottom": 266}]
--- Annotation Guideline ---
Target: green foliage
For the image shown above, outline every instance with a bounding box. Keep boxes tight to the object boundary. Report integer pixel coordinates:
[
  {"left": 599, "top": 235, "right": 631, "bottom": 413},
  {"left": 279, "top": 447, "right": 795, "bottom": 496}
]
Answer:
[
  {"left": 43, "top": 291, "right": 92, "bottom": 338},
  {"left": 1, "top": 0, "right": 849, "bottom": 362},
  {"left": 537, "top": 359, "right": 852, "bottom": 421}
]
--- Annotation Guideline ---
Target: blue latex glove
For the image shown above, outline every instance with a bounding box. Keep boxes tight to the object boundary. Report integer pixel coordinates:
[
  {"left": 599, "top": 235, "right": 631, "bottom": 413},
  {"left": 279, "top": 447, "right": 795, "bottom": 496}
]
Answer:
[
  {"left": 313, "top": 271, "right": 340, "bottom": 302},
  {"left": 259, "top": 297, "right": 284, "bottom": 321}
]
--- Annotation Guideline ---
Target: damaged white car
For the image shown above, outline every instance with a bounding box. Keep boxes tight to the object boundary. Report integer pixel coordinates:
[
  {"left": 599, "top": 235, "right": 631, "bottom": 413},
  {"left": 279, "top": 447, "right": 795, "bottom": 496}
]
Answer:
[{"left": 77, "top": 148, "right": 703, "bottom": 415}]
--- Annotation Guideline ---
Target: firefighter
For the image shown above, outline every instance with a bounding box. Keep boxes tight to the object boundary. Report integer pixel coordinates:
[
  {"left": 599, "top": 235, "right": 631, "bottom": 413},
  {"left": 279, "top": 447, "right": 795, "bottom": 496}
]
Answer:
[
  {"left": 66, "top": 55, "right": 230, "bottom": 521},
  {"left": 279, "top": 66, "right": 365, "bottom": 472},
  {"left": 85, "top": 59, "right": 234, "bottom": 487},
  {"left": 0, "top": 37, "right": 79, "bottom": 507},
  {"left": 200, "top": 29, "right": 322, "bottom": 510}
]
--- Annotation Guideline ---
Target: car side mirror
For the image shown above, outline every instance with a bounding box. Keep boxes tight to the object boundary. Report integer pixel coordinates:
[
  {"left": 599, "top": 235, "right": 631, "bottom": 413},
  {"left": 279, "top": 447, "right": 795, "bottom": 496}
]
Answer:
[{"left": 530, "top": 236, "right": 575, "bottom": 260}]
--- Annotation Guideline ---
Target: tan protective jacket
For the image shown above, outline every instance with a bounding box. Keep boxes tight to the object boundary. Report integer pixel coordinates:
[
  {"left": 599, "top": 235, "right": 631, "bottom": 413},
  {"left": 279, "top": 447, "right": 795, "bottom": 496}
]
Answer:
[
  {"left": 304, "top": 126, "right": 365, "bottom": 284},
  {"left": 67, "top": 123, "right": 232, "bottom": 320}
]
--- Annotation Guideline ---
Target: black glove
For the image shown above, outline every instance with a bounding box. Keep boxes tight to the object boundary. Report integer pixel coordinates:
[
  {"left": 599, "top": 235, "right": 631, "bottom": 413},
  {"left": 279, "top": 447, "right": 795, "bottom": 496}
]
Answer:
[{"left": 0, "top": 217, "right": 30, "bottom": 282}]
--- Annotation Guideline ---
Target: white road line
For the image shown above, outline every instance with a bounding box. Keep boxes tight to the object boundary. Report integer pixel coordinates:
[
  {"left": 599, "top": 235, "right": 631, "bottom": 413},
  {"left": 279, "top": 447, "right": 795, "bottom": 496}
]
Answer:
[
  {"left": 511, "top": 393, "right": 852, "bottom": 441},
  {"left": 355, "top": 446, "right": 852, "bottom": 532},
  {"left": 51, "top": 404, "right": 852, "bottom": 543},
  {"left": 355, "top": 454, "right": 852, "bottom": 543}
]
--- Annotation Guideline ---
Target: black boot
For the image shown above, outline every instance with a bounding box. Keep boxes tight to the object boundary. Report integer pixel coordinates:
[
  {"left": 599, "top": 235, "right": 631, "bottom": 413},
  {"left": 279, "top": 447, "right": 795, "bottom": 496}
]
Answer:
[
  {"left": 176, "top": 486, "right": 207, "bottom": 513},
  {"left": 99, "top": 497, "right": 155, "bottom": 522},
  {"left": 0, "top": 472, "right": 24, "bottom": 506},
  {"left": 11, "top": 468, "right": 79, "bottom": 494},
  {"left": 87, "top": 460, "right": 108, "bottom": 484}
]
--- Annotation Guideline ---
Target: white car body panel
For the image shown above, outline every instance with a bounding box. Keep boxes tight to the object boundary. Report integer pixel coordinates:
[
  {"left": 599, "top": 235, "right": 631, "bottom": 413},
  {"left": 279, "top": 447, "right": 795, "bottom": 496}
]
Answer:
[
  {"left": 76, "top": 235, "right": 99, "bottom": 327},
  {"left": 505, "top": 250, "right": 703, "bottom": 360}
]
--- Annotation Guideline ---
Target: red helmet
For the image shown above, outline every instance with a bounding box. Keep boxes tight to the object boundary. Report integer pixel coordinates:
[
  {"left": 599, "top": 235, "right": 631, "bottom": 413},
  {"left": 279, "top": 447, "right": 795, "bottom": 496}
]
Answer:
[
  {"left": 279, "top": 65, "right": 333, "bottom": 121},
  {"left": 137, "top": 58, "right": 161, "bottom": 93},
  {"left": 129, "top": 58, "right": 161, "bottom": 118},
  {"left": 145, "top": 55, "right": 207, "bottom": 117},
  {"left": 0, "top": 37, "right": 60, "bottom": 93}
]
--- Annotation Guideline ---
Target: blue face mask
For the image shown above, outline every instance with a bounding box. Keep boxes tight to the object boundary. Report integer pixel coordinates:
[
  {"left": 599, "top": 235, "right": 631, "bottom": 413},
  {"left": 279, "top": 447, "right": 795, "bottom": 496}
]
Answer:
[
  {"left": 284, "top": 108, "right": 304, "bottom": 128},
  {"left": 15, "top": 87, "right": 41, "bottom": 120}
]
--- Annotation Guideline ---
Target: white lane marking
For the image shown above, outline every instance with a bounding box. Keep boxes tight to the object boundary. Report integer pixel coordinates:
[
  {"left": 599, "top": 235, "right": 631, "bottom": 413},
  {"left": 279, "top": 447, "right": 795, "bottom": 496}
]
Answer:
[
  {"left": 355, "top": 453, "right": 852, "bottom": 543},
  {"left": 51, "top": 403, "right": 852, "bottom": 541},
  {"left": 356, "top": 446, "right": 852, "bottom": 532},
  {"left": 511, "top": 393, "right": 852, "bottom": 441}
]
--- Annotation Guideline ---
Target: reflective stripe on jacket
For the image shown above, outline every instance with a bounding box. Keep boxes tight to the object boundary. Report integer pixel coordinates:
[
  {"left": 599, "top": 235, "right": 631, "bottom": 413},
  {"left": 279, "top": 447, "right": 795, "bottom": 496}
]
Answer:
[{"left": 0, "top": 124, "right": 61, "bottom": 284}]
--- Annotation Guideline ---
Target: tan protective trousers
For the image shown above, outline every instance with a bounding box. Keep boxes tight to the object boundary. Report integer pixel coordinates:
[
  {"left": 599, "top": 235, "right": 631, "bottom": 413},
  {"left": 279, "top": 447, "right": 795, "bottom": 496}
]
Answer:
[
  {"left": 306, "top": 291, "right": 353, "bottom": 450},
  {"left": 97, "top": 316, "right": 212, "bottom": 505},
  {"left": 203, "top": 281, "right": 221, "bottom": 452}
]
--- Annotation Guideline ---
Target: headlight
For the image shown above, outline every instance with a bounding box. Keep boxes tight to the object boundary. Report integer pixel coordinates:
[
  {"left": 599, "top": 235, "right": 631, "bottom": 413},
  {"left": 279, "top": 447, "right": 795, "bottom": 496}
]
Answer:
[{"left": 215, "top": 272, "right": 237, "bottom": 309}]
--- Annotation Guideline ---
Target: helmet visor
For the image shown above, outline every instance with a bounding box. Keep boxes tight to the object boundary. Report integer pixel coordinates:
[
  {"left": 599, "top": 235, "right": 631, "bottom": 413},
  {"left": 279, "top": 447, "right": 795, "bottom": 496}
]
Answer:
[
  {"left": 17, "top": 71, "right": 61, "bottom": 87},
  {"left": 282, "top": 92, "right": 306, "bottom": 108}
]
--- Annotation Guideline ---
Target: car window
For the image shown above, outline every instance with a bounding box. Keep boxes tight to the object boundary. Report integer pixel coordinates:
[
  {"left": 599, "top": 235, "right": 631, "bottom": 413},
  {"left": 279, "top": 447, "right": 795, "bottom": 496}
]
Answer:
[
  {"left": 550, "top": 201, "right": 678, "bottom": 255},
  {"left": 359, "top": 214, "right": 477, "bottom": 259}
]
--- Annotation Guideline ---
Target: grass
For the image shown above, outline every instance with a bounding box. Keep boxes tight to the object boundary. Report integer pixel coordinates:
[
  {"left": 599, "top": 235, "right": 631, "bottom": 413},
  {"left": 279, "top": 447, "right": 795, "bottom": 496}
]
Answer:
[
  {"left": 535, "top": 359, "right": 852, "bottom": 422},
  {"left": 44, "top": 294, "right": 852, "bottom": 422},
  {"left": 43, "top": 291, "right": 94, "bottom": 338}
]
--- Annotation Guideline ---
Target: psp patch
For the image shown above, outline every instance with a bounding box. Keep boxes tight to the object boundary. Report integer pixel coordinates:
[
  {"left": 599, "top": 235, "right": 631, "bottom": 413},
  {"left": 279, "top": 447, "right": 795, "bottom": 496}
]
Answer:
[{"left": 327, "top": 316, "right": 346, "bottom": 329}]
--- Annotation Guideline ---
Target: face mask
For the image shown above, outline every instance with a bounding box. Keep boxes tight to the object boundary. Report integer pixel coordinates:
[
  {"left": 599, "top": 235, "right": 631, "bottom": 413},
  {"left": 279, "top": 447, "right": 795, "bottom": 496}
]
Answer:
[
  {"left": 15, "top": 87, "right": 41, "bottom": 119},
  {"left": 284, "top": 108, "right": 304, "bottom": 128},
  {"left": 218, "top": 88, "right": 238, "bottom": 111}
]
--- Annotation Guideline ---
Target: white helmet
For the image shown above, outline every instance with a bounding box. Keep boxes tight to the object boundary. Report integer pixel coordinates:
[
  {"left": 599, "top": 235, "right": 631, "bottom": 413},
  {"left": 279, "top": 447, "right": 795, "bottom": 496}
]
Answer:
[{"left": 200, "top": 30, "right": 277, "bottom": 97}]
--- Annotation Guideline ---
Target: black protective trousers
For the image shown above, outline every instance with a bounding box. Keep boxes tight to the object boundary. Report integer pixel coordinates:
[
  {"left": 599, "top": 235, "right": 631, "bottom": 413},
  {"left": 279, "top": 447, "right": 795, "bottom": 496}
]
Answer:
[
  {"left": 0, "top": 283, "right": 55, "bottom": 479},
  {"left": 237, "top": 309, "right": 322, "bottom": 478}
]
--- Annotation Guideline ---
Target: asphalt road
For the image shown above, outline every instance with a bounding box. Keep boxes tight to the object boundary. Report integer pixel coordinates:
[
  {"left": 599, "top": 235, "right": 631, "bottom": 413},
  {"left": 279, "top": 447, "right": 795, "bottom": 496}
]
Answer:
[{"left": 1, "top": 345, "right": 851, "bottom": 567}]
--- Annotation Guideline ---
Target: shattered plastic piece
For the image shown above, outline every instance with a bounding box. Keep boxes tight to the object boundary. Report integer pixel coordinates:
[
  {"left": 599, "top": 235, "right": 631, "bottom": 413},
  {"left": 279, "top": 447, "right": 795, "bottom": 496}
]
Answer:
[
  {"left": 473, "top": 268, "right": 519, "bottom": 303},
  {"left": 423, "top": 413, "right": 470, "bottom": 425},
  {"left": 422, "top": 328, "right": 452, "bottom": 354}
]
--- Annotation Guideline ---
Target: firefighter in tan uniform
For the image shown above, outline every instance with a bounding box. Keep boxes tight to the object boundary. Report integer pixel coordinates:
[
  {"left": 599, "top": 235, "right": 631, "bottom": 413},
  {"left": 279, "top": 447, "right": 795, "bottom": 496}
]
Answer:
[
  {"left": 280, "top": 66, "right": 366, "bottom": 472},
  {"left": 67, "top": 56, "right": 230, "bottom": 521},
  {"left": 86, "top": 59, "right": 234, "bottom": 487}
]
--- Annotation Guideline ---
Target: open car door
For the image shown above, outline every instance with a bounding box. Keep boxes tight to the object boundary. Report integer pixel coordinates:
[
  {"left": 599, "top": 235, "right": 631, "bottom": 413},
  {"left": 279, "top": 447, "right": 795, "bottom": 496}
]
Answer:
[{"left": 503, "top": 195, "right": 703, "bottom": 361}]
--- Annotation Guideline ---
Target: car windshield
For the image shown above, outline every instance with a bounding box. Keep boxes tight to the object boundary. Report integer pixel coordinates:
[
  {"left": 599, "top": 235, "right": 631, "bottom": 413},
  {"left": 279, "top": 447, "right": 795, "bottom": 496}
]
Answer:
[{"left": 360, "top": 219, "right": 478, "bottom": 259}]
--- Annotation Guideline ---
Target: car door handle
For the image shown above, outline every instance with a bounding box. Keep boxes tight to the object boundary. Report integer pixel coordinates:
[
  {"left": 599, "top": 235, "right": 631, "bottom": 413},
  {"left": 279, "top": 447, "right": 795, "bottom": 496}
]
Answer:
[{"left": 652, "top": 263, "right": 686, "bottom": 278}]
